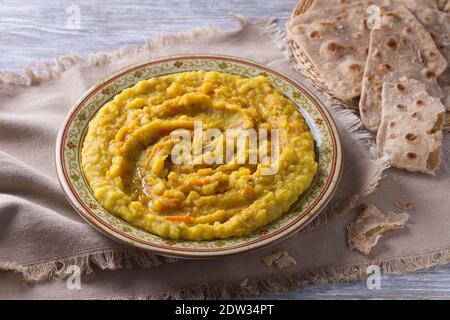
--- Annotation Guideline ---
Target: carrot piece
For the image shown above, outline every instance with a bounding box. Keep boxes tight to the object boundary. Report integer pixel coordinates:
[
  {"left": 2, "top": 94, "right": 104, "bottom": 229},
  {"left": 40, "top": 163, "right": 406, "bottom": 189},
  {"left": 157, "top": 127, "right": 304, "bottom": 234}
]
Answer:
[
  {"left": 165, "top": 216, "right": 193, "bottom": 223},
  {"left": 157, "top": 198, "right": 181, "bottom": 212}
]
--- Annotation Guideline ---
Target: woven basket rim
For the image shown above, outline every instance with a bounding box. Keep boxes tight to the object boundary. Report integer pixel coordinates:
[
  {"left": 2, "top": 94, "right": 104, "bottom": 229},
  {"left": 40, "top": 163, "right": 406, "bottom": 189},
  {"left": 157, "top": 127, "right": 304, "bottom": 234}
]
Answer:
[
  {"left": 286, "top": 0, "right": 361, "bottom": 108},
  {"left": 286, "top": 0, "right": 450, "bottom": 129}
]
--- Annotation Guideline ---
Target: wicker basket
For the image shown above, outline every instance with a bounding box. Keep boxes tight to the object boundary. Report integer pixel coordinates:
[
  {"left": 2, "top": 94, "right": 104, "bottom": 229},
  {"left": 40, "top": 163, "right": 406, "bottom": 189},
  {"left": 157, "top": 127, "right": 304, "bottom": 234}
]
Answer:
[
  {"left": 286, "top": 0, "right": 362, "bottom": 108},
  {"left": 286, "top": 0, "right": 450, "bottom": 130}
]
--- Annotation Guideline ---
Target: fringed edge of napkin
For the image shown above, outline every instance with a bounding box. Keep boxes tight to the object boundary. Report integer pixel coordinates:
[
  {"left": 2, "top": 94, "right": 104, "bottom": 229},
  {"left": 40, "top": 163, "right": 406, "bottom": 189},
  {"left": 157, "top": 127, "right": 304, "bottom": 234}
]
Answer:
[
  {"left": 0, "top": 17, "right": 397, "bottom": 296},
  {"left": 0, "top": 248, "right": 179, "bottom": 283},
  {"left": 109, "top": 247, "right": 450, "bottom": 299},
  {"left": 0, "top": 26, "right": 220, "bottom": 87}
]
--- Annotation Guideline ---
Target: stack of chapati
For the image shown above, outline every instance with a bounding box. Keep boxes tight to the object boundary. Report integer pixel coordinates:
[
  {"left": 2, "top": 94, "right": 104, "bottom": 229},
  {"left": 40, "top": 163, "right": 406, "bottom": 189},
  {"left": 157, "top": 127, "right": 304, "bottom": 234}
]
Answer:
[{"left": 288, "top": 0, "right": 449, "bottom": 175}]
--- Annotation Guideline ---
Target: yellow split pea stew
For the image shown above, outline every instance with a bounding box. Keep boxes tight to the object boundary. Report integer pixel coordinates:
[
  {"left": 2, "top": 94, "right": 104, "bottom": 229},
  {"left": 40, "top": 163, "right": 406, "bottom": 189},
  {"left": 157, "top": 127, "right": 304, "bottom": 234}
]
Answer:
[{"left": 81, "top": 71, "right": 317, "bottom": 240}]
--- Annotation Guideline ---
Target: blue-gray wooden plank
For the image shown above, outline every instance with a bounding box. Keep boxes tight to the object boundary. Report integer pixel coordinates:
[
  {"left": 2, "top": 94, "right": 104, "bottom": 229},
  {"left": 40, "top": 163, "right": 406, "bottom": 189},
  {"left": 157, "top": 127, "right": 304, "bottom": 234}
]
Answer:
[{"left": 1, "top": 0, "right": 449, "bottom": 300}]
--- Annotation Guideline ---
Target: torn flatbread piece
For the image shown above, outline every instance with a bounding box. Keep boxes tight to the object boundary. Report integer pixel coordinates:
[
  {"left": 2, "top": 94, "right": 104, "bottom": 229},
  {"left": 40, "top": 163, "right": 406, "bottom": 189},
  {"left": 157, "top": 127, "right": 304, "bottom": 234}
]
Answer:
[
  {"left": 309, "top": 0, "right": 437, "bottom": 13},
  {"left": 437, "top": 0, "right": 450, "bottom": 12},
  {"left": 359, "top": 4, "right": 447, "bottom": 131},
  {"left": 394, "top": 0, "right": 438, "bottom": 11},
  {"left": 377, "top": 78, "right": 445, "bottom": 174},
  {"left": 395, "top": 201, "right": 413, "bottom": 210},
  {"left": 309, "top": 0, "right": 354, "bottom": 11},
  {"left": 348, "top": 204, "right": 409, "bottom": 255},
  {"left": 439, "top": 80, "right": 450, "bottom": 110},
  {"left": 415, "top": 9, "right": 450, "bottom": 61},
  {"left": 262, "top": 250, "right": 297, "bottom": 269},
  {"left": 288, "top": 2, "right": 374, "bottom": 102},
  {"left": 439, "top": 77, "right": 450, "bottom": 109},
  {"left": 308, "top": 0, "right": 359, "bottom": 11}
]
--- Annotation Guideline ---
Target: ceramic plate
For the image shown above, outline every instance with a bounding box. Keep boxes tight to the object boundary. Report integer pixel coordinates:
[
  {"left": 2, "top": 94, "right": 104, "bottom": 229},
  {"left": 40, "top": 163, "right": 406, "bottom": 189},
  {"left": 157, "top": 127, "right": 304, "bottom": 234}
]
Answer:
[{"left": 55, "top": 55, "right": 343, "bottom": 258}]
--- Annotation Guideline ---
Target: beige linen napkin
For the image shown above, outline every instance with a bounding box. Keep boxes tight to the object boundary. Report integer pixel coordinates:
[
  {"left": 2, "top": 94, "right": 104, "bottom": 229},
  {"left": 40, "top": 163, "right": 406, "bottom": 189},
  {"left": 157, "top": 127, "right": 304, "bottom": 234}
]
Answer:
[{"left": 1, "top": 18, "right": 449, "bottom": 299}]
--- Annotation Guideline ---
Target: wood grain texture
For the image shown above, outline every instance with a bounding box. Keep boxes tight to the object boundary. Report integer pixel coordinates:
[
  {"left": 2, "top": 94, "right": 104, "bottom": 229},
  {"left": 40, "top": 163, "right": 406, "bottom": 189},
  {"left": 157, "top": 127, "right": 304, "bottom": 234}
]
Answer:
[{"left": 1, "top": 0, "right": 450, "bottom": 300}]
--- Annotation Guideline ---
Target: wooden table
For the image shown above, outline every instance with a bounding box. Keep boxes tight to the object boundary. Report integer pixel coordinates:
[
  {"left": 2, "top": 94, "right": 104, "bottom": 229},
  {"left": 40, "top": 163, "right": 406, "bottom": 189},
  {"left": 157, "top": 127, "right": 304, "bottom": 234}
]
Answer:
[{"left": 2, "top": 0, "right": 450, "bottom": 300}]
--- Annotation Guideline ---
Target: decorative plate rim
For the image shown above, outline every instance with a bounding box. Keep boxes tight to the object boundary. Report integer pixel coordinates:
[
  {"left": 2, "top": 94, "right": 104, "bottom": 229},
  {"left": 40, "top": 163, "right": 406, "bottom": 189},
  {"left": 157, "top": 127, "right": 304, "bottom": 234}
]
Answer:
[{"left": 55, "top": 54, "right": 343, "bottom": 258}]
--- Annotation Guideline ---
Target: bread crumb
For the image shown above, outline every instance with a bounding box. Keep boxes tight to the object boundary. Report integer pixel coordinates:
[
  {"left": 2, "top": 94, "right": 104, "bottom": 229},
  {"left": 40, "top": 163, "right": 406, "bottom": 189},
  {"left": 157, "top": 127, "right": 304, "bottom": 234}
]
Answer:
[
  {"left": 262, "top": 251, "right": 283, "bottom": 267},
  {"left": 348, "top": 204, "right": 409, "bottom": 255},
  {"left": 262, "top": 250, "right": 297, "bottom": 269},
  {"left": 394, "top": 201, "right": 413, "bottom": 210}
]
